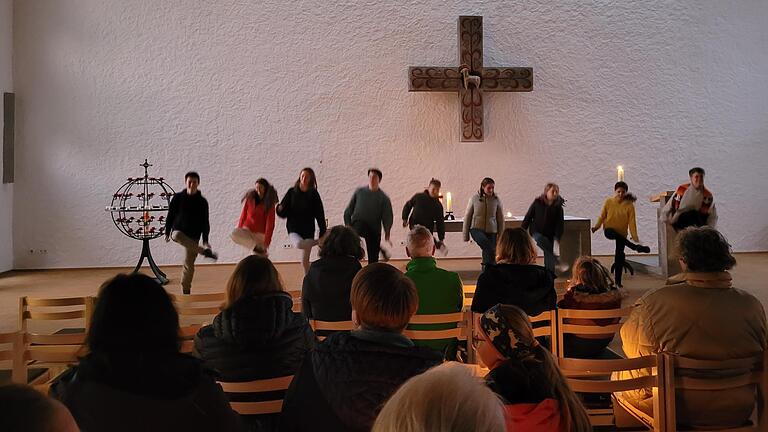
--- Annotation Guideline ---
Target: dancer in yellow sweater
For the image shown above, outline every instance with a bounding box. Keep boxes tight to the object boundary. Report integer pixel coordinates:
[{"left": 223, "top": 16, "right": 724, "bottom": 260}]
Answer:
[{"left": 592, "top": 182, "right": 651, "bottom": 287}]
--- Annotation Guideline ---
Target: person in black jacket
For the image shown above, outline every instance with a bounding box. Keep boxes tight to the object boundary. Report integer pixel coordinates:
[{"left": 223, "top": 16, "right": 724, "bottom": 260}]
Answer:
[
  {"left": 280, "top": 263, "right": 442, "bottom": 432},
  {"left": 471, "top": 228, "right": 556, "bottom": 317},
  {"left": 50, "top": 273, "right": 241, "bottom": 432},
  {"left": 277, "top": 168, "right": 327, "bottom": 274},
  {"left": 402, "top": 178, "right": 446, "bottom": 250},
  {"left": 195, "top": 255, "right": 315, "bottom": 432},
  {"left": 521, "top": 183, "right": 566, "bottom": 274},
  {"left": 302, "top": 225, "right": 364, "bottom": 324},
  {"left": 165, "top": 171, "right": 218, "bottom": 294}
]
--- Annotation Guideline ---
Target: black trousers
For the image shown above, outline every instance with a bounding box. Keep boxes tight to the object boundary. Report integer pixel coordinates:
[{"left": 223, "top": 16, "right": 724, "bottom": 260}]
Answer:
[
  {"left": 673, "top": 210, "right": 708, "bottom": 231},
  {"left": 604, "top": 228, "right": 641, "bottom": 286},
  {"left": 352, "top": 220, "right": 381, "bottom": 264}
]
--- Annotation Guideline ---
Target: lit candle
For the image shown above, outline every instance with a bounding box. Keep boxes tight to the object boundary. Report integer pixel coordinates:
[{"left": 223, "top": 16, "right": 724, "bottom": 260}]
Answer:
[
  {"left": 506, "top": 211, "right": 512, "bottom": 218},
  {"left": 446, "top": 192, "right": 452, "bottom": 212},
  {"left": 617, "top": 165, "right": 625, "bottom": 182}
]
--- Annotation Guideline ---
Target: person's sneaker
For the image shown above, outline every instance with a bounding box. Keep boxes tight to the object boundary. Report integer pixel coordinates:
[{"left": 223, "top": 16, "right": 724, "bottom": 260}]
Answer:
[
  {"left": 380, "top": 247, "right": 391, "bottom": 262},
  {"left": 182, "top": 287, "right": 190, "bottom": 295},
  {"left": 252, "top": 245, "right": 267, "bottom": 257},
  {"left": 637, "top": 245, "right": 651, "bottom": 253},
  {"left": 555, "top": 262, "right": 570, "bottom": 274},
  {"left": 202, "top": 248, "right": 218, "bottom": 260}
]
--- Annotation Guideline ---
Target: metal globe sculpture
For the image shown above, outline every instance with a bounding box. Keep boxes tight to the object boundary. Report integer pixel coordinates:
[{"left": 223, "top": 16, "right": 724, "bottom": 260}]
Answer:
[{"left": 106, "top": 159, "right": 175, "bottom": 284}]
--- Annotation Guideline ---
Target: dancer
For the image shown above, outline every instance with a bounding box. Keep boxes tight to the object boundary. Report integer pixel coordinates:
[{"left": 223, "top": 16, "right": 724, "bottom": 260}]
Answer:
[
  {"left": 660, "top": 167, "right": 717, "bottom": 230},
  {"left": 231, "top": 178, "right": 278, "bottom": 256},
  {"left": 277, "top": 168, "right": 327, "bottom": 274},
  {"left": 165, "top": 171, "right": 217, "bottom": 295},
  {"left": 462, "top": 177, "right": 504, "bottom": 268},
  {"left": 592, "top": 181, "right": 651, "bottom": 288},
  {"left": 402, "top": 178, "right": 446, "bottom": 250},
  {"left": 344, "top": 168, "right": 393, "bottom": 264},
  {"left": 521, "top": 183, "right": 566, "bottom": 274}
]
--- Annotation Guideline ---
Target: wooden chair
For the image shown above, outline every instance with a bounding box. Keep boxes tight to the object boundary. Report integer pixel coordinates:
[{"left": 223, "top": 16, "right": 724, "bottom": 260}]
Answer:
[
  {"left": 530, "top": 310, "right": 558, "bottom": 357},
  {"left": 0, "top": 331, "right": 25, "bottom": 383},
  {"left": 663, "top": 352, "right": 766, "bottom": 431},
  {"left": 556, "top": 306, "right": 634, "bottom": 359},
  {"left": 18, "top": 296, "right": 94, "bottom": 382},
  {"left": 404, "top": 312, "right": 467, "bottom": 341},
  {"left": 287, "top": 290, "right": 302, "bottom": 313},
  {"left": 309, "top": 320, "right": 355, "bottom": 341},
  {"left": 218, "top": 375, "right": 294, "bottom": 415},
  {"left": 559, "top": 353, "right": 667, "bottom": 430},
  {"left": 170, "top": 292, "right": 226, "bottom": 354}
]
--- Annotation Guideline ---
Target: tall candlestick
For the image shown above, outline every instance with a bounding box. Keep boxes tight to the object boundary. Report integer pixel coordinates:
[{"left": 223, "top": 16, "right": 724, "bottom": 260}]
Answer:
[
  {"left": 446, "top": 192, "right": 452, "bottom": 213},
  {"left": 617, "top": 165, "right": 625, "bottom": 182}
]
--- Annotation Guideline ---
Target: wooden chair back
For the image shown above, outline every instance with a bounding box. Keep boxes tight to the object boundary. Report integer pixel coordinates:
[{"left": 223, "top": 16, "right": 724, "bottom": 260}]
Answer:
[
  {"left": 404, "top": 312, "right": 466, "bottom": 341},
  {"left": 19, "top": 296, "right": 95, "bottom": 335},
  {"left": 309, "top": 320, "right": 355, "bottom": 341},
  {"left": 0, "top": 331, "right": 25, "bottom": 383},
  {"left": 556, "top": 306, "right": 633, "bottom": 358},
  {"left": 529, "top": 310, "right": 558, "bottom": 356},
  {"left": 664, "top": 352, "right": 766, "bottom": 431},
  {"left": 218, "top": 375, "right": 294, "bottom": 415},
  {"left": 559, "top": 353, "right": 667, "bottom": 430},
  {"left": 170, "top": 292, "right": 226, "bottom": 355}
]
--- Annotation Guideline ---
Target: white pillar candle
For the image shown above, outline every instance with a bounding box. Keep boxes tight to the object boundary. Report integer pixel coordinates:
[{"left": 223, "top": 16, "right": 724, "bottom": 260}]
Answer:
[
  {"left": 617, "top": 165, "right": 625, "bottom": 182},
  {"left": 446, "top": 192, "right": 452, "bottom": 212}
]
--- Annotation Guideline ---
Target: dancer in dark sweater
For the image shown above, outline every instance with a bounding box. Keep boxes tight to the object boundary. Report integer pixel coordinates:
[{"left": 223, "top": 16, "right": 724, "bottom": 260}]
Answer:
[
  {"left": 344, "top": 168, "right": 393, "bottom": 264},
  {"left": 402, "top": 178, "right": 446, "bottom": 250},
  {"left": 521, "top": 183, "right": 566, "bottom": 274},
  {"left": 165, "top": 172, "right": 217, "bottom": 294},
  {"left": 277, "top": 168, "right": 327, "bottom": 274}
]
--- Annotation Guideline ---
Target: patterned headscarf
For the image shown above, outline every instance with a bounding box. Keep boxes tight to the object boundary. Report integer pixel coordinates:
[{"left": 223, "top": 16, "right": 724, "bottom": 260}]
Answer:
[{"left": 479, "top": 304, "right": 539, "bottom": 360}]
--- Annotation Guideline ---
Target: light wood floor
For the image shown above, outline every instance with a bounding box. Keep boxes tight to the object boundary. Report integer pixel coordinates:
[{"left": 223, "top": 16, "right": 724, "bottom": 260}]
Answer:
[{"left": 1, "top": 254, "right": 765, "bottom": 333}]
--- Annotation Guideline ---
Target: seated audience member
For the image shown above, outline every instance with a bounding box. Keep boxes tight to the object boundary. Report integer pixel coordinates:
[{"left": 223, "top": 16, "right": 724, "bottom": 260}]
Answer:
[
  {"left": 301, "top": 225, "right": 364, "bottom": 321},
  {"left": 478, "top": 304, "right": 592, "bottom": 432},
  {"left": 471, "top": 228, "right": 556, "bottom": 316},
  {"left": 617, "top": 227, "right": 767, "bottom": 429},
  {"left": 50, "top": 273, "right": 241, "bottom": 432},
  {"left": 558, "top": 256, "right": 626, "bottom": 358},
  {"left": 195, "top": 255, "right": 315, "bottom": 431},
  {"left": 372, "top": 362, "right": 505, "bottom": 432},
  {"left": 0, "top": 384, "right": 79, "bottom": 432},
  {"left": 280, "top": 263, "right": 442, "bottom": 432},
  {"left": 404, "top": 225, "right": 464, "bottom": 359}
]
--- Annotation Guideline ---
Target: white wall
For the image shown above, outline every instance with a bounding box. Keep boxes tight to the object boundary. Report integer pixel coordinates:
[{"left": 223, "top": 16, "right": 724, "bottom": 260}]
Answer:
[
  {"left": 11, "top": 0, "right": 768, "bottom": 269},
  {"left": 0, "top": 0, "right": 13, "bottom": 273}
]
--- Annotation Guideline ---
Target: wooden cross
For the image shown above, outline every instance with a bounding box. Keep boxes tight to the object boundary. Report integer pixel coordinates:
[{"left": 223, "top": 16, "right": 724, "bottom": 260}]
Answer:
[{"left": 408, "top": 16, "right": 533, "bottom": 142}]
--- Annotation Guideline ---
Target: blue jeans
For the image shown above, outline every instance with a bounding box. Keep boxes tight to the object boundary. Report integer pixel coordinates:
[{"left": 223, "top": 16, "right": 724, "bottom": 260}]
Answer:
[
  {"left": 470, "top": 229, "right": 497, "bottom": 266},
  {"left": 532, "top": 232, "right": 558, "bottom": 273}
]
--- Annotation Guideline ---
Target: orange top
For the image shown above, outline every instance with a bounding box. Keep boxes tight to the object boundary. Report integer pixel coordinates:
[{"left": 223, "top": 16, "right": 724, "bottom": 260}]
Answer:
[{"left": 238, "top": 200, "right": 276, "bottom": 247}]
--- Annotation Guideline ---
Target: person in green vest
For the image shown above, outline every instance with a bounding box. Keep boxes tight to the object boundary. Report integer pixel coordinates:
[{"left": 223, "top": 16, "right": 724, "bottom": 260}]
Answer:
[{"left": 404, "top": 225, "right": 464, "bottom": 359}]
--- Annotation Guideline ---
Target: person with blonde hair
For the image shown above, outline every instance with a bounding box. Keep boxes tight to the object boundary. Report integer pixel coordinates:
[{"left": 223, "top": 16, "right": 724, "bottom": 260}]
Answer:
[
  {"left": 522, "top": 182, "right": 567, "bottom": 274},
  {"left": 478, "top": 304, "right": 592, "bottom": 432},
  {"left": 372, "top": 362, "right": 506, "bottom": 432},
  {"left": 471, "top": 227, "right": 556, "bottom": 317},
  {"left": 195, "top": 255, "right": 315, "bottom": 431},
  {"left": 558, "top": 256, "right": 626, "bottom": 358},
  {"left": 280, "top": 263, "right": 442, "bottom": 432}
]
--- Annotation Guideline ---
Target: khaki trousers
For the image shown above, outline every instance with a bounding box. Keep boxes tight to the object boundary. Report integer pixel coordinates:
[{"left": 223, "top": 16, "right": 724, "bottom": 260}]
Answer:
[{"left": 171, "top": 231, "right": 205, "bottom": 293}]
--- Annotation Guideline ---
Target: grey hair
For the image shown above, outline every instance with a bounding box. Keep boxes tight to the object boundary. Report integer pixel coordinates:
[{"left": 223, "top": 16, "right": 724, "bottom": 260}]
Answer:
[
  {"left": 676, "top": 226, "right": 736, "bottom": 272},
  {"left": 406, "top": 225, "right": 434, "bottom": 257},
  {"left": 372, "top": 362, "right": 506, "bottom": 432}
]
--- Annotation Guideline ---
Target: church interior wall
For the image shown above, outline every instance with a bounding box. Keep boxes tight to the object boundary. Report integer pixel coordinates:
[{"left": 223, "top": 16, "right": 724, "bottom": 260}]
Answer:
[{"left": 9, "top": 0, "right": 768, "bottom": 269}]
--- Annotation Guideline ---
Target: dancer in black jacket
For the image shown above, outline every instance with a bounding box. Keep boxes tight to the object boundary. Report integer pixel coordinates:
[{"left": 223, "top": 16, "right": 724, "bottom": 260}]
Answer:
[{"left": 402, "top": 178, "right": 446, "bottom": 250}]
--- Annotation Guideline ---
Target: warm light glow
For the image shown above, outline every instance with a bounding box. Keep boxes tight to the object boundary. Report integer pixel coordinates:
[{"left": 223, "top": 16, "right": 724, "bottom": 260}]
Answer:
[
  {"left": 506, "top": 211, "right": 512, "bottom": 218},
  {"left": 617, "top": 165, "right": 625, "bottom": 182},
  {"left": 446, "top": 192, "right": 452, "bottom": 212}
]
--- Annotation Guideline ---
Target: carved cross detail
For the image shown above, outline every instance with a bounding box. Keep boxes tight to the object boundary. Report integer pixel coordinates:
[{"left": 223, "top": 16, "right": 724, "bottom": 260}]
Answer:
[{"left": 408, "top": 16, "right": 533, "bottom": 142}]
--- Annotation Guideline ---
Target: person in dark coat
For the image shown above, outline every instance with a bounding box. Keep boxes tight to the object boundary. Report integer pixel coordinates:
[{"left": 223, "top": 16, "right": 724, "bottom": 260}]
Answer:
[
  {"left": 471, "top": 228, "right": 556, "bottom": 317},
  {"left": 521, "top": 183, "right": 566, "bottom": 274},
  {"left": 195, "top": 255, "right": 316, "bottom": 431},
  {"left": 280, "top": 263, "right": 442, "bottom": 432},
  {"left": 50, "top": 273, "right": 241, "bottom": 432},
  {"left": 301, "top": 225, "right": 365, "bottom": 323},
  {"left": 276, "top": 168, "right": 327, "bottom": 274},
  {"left": 401, "top": 178, "right": 446, "bottom": 249}
]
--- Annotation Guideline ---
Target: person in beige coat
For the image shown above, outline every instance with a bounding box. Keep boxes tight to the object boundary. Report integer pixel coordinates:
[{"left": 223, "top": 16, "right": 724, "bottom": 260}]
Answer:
[
  {"left": 462, "top": 177, "right": 505, "bottom": 268},
  {"left": 616, "top": 226, "right": 766, "bottom": 429}
]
